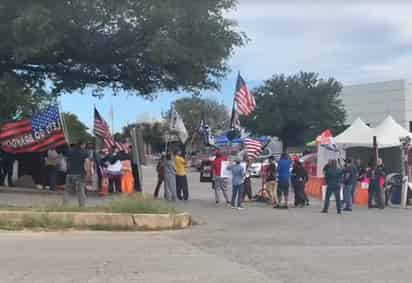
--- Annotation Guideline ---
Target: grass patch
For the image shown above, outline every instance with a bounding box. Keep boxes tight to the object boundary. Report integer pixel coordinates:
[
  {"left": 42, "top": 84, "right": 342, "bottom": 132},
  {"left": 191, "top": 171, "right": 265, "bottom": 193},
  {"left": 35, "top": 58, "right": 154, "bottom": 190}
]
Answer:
[
  {"left": 0, "top": 194, "right": 178, "bottom": 215},
  {"left": 0, "top": 214, "right": 75, "bottom": 231},
  {"left": 0, "top": 194, "right": 181, "bottom": 231}
]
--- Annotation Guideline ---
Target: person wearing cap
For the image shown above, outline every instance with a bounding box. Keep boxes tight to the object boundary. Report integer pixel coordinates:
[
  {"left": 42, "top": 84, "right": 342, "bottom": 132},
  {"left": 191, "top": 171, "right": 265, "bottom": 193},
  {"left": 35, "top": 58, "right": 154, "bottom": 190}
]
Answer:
[
  {"left": 228, "top": 158, "right": 246, "bottom": 210},
  {"left": 212, "top": 150, "right": 230, "bottom": 204}
]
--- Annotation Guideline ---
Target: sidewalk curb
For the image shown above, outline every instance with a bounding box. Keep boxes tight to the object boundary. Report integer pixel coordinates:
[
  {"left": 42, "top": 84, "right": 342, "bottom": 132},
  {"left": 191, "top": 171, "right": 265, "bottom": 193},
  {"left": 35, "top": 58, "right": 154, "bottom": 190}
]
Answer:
[{"left": 0, "top": 211, "right": 192, "bottom": 231}]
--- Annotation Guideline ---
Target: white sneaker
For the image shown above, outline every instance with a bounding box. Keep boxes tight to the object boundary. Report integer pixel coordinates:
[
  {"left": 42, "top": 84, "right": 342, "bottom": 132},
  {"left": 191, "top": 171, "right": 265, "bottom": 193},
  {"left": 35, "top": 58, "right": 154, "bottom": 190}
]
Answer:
[
  {"left": 237, "top": 206, "right": 245, "bottom": 210},
  {"left": 231, "top": 205, "right": 237, "bottom": 209}
]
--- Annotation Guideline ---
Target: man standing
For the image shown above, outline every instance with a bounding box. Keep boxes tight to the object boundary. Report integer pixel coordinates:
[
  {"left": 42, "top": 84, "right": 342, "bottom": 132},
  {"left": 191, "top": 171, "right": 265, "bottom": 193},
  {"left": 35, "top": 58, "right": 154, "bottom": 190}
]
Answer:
[
  {"left": 63, "top": 142, "right": 88, "bottom": 207},
  {"left": 277, "top": 153, "right": 292, "bottom": 209},
  {"left": 322, "top": 159, "right": 343, "bottom": 214},
  {"left": 228, "top": 158, "right": 246, "bottom": 210},
  {"left": 211, "top": 150, "right": 230, "bottom": 204},
  {"left": 368, "top": 158, "right": 385, "bottom": 209},
  {"left": 265, "top": 156, "right": 278, "bottom": 207},
  {"left": 175, "top": 150, "right": 189, "bottom": 201},
  {"left": 154, "top": 153, "right": 165, "bottom": 198},
  {"left": 342, "top": 159, "right": 356, "bottom": 211}
]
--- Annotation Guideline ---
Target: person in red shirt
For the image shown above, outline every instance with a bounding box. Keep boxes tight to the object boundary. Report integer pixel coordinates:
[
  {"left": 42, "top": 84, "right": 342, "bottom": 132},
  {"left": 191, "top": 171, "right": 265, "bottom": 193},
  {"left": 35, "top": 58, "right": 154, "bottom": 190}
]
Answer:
[{"left": 212, "top": 150, "right": 230, "bottom": 204}]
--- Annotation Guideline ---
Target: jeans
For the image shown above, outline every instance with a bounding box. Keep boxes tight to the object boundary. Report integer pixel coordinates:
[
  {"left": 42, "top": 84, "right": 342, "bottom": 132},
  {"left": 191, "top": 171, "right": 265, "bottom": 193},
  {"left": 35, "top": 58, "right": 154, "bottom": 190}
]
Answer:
[
  {"left": 343, "top": 183, "right": 353, "bottom": 210},
  {"left": 231, "top": 184, "right": 244, "bottom": 207},
  {"left": 323, "top": 186, "right": 341, "bottom": 213},
  {"left": 176, "top": 175, "right": 189, "bottom": 200},
  {"left": 64, "top": 174, "right": 86, "bottom": 207}
]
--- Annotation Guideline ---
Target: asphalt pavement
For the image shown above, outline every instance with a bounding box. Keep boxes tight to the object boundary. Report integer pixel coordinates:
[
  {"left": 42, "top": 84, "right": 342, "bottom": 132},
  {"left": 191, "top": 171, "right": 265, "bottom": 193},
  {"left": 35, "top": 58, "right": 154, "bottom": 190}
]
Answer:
[{"left": 0, "top": 167, "right": 411, "bottom": 282}]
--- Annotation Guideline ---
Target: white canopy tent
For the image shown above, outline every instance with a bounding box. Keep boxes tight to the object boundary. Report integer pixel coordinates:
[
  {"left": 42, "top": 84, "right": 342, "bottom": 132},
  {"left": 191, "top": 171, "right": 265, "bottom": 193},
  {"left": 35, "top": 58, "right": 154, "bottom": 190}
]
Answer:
[
  {"left": 334, "top": 118, "right": 375, "bottom": 148},
  {"left": 373, "top": 116, "right": 412, "bottom": 148},
  {"left": 316, "top": 116, "right": 412, "bottom": 176}
]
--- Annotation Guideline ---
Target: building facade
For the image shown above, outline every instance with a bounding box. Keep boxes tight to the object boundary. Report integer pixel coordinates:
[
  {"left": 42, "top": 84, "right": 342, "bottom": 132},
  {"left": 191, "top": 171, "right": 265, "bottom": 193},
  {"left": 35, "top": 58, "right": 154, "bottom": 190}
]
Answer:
[{"left": 341, "top": 79, "right": 412, "bottom": 130}]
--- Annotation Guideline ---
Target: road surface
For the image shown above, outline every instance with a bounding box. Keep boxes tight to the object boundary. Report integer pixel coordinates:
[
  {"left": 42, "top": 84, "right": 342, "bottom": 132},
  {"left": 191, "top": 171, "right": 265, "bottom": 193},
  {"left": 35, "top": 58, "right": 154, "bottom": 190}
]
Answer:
[{"left": 0, "top": 167, "right": 411, "bottom": 282}]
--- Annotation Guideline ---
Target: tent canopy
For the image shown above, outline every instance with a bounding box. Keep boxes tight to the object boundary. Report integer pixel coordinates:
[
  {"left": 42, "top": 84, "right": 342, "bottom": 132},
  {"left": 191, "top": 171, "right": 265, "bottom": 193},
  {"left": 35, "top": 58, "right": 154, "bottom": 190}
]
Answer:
[
  {"left": 334, "top": 118, "right": 375, "bottom": 148},
  {"left": 373, "top": 116, "right": 412, "bottom": 148},
  {"left": 333, "top": 116, "right": 412, "bottom": 149}
]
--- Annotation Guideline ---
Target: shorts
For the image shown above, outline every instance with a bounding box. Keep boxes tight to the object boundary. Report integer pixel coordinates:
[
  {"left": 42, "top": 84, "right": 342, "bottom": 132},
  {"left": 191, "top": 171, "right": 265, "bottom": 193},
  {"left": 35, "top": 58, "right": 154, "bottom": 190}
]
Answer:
[{"left": 278, "top": 180, "right": 289, "bottom": 194}]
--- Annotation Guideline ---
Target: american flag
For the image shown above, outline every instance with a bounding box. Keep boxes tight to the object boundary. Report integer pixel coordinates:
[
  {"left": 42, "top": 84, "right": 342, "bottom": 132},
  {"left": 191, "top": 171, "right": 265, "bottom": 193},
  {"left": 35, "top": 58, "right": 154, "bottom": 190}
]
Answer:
[
  {"left": 0, "top": 105, "right": 66, "bottom": 153},
  {"left": 94, "top": 108, "right": 115, "bottom": 149},
  {"left": 244, "top": 138, "right": 263, "bottom": 160},
  {"left": 94, "top": 108, "right": 130, "bottom": 153},
  {"left": 234, "top": 74, "right": 255, "bottom": 116}
]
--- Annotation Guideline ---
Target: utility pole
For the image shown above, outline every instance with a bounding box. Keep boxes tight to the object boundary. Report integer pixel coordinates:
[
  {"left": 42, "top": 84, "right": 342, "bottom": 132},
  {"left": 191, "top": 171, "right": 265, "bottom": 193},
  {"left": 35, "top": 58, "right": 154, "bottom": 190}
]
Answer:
[{"left": 400, "top": 136, "right": 411, "bottom": 209}]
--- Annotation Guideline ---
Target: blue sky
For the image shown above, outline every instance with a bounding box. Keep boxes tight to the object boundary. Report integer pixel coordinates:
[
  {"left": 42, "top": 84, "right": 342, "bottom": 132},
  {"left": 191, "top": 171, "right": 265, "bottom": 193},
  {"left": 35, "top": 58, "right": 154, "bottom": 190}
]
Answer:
[{"left": 61, "top": 1, "right": 412, "bottom": 132}]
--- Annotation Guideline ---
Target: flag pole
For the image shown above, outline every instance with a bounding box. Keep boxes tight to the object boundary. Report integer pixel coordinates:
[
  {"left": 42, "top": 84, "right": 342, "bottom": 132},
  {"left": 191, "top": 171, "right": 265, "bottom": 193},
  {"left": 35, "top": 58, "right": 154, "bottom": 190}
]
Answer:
[
  {"left": 58, "top": 101, "right": 70, "bottom": 146},
  {"left": 110, "top": 104, "right": 114, "bottom": 135}
]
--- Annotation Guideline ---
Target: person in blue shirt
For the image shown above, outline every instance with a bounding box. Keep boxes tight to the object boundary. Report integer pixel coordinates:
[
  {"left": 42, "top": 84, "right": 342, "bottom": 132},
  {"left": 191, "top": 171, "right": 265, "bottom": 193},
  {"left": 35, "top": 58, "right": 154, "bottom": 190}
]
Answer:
[
  {"left": 277, "top": 153, "right": 292, "bottom": 208},
  {"left": 228, "top": 158, "right": 246, "bottom": 210}
]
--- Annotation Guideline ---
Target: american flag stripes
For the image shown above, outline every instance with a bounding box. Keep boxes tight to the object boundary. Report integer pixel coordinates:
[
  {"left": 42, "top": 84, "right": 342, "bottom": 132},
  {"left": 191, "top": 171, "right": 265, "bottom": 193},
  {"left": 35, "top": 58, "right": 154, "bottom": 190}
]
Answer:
[
  {"left": 234, "top": 74, "right": 255, "bottom": 116},
  {"left": 94, "top": 108, "right": 116, "bottom": 149},
  {"left": 244, "top": 138, "right": 263, "bottom": 160},
  {"left": 94, "top": 108, "right": 130, "bottom": 153},
  {"left": 0, "top": 105, "right": 66, "bottom": 153}
]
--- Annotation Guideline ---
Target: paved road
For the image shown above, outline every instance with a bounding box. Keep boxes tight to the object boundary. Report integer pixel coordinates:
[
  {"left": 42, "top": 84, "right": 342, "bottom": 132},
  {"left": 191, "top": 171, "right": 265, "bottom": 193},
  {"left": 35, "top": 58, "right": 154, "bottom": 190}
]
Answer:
[{"left": 0, "top": 167, "right": 412, "bottom": 282}]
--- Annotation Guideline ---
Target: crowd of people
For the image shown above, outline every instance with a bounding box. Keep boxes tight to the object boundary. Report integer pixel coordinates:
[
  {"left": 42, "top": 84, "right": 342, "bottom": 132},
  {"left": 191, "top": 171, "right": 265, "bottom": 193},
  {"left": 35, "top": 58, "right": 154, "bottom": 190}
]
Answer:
[
  {"left": 322, "top": 157, "right": 386, "bottom": 214},
  {"left": 153, "top": 148, "right": 395, "bottom": 214},
  {"left": 154, "top": 150, "right": 190, "bottom": 202},
  {"left": 1, "top": 142, "right": 141, "bottom": 197}
]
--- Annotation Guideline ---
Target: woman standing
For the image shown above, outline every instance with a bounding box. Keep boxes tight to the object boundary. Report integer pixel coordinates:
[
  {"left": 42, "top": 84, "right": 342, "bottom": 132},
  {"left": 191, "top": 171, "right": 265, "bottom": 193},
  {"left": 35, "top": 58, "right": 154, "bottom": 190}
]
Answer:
[
  {"left": 163, "top": 153, "right": 177, "bottom": 201},
  {"left": 321, "top": 159, "right": 343, "bottom": 214}
]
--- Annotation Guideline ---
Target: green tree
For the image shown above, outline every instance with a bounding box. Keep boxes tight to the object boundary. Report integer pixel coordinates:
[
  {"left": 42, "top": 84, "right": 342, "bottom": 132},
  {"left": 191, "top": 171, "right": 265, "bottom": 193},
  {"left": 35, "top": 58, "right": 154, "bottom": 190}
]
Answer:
[
  {"left": 121, "top": 121, "right": 166, "bottom": 153},
  {"left": 62, "top": 113, "right": 93, "bottom": 144},
  {"left": 242, "top": 72, "right": 346, "bottom": 150},
  {"left": 0, "top": 75, "right": 53, "bottom": 124},
  {"left": 170, "top": 97, "right": 231, "bottom": 143},
  {"left": 0, "top": 0, "right": 246, "bottom": 97}
]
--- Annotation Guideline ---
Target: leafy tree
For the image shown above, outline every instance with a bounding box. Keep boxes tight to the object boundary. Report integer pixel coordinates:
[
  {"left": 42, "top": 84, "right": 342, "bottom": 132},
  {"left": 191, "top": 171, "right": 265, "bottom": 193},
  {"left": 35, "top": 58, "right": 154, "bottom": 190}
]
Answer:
[
  {"left": 0, "top": 0, "right": 246, "bottom": 97},
  {"left": 170, "top": 97, "right": 231, "bottom": 143},
  {"left": 242, "top": 72, "right": 346, "bottom": 150},
  {"left": 62, "top": 113, "right": 93, "bottom": 144},
  {"left": 120, "top": 121, "right": 166, "bottom": 153},
  {"left": 0, "top": 75, "right": 53, "bottom": 124}
]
